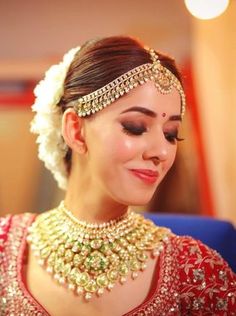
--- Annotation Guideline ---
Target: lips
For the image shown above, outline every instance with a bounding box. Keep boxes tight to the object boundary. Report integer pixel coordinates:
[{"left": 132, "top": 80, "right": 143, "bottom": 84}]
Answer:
[{"left": 129, "top": 169, "right": 159, "bottom": 184}]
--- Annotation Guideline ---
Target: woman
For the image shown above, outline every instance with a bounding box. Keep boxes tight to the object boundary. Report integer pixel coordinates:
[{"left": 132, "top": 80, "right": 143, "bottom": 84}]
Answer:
[{"left": 0, "top": 36, "right": 235, "bottom": 316}]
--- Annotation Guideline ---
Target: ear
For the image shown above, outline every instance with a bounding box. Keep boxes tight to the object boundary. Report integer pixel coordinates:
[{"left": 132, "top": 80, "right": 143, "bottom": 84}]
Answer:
[{"left": 62, "top": 108, "right": 87, "bottom": 154}]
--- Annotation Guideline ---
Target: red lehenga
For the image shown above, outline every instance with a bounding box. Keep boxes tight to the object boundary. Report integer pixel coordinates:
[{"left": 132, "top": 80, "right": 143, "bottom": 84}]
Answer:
[{"left": 0, "top": 213, "right": 235, "bottom": 316}]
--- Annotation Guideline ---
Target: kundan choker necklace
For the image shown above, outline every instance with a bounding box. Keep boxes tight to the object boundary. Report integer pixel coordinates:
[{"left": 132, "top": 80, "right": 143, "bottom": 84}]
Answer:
[{"left": 27, "top": 201, "right": 172, "bottom": 301}]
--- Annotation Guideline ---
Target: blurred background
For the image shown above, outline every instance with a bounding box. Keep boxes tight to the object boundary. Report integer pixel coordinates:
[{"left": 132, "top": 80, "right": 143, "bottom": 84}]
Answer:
[{"left": 0, "top": 0, "right": 235, "bottom": 224}]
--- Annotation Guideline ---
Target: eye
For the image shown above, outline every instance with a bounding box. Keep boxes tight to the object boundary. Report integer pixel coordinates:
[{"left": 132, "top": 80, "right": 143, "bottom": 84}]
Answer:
[
  {"left": 164, "top": 131, "right": 184, "bottom": 143},
  {"left": 121, "top": 122, "right": 147, "bottom": 136}
]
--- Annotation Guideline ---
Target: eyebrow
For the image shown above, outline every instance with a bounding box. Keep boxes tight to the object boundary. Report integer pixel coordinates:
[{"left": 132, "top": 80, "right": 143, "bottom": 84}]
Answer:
[{"left": 120, "top": 106, "right": 182, "bottom": 121}]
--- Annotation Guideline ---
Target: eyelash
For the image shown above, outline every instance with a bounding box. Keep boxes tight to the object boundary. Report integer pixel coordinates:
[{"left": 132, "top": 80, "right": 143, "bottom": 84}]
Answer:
[
  {"left": 164, "top": 133, "right": 184, "bottom": 143},
  {"left": 122, "top": 123, "right": 147, "bottom": 136},
  {"left": 122, "top": 123, "right": 184, "bottom": 143}
]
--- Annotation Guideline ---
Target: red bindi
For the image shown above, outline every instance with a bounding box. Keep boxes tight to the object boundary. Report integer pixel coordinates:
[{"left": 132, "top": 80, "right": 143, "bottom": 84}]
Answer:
[{"left": 162, "top": 113, "right": 166, "bottom": 117}]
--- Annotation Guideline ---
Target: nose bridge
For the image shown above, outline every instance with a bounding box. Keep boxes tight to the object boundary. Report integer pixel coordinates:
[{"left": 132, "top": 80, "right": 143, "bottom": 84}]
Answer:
[{"left": 143, "top": 126, "right": 168, "bottom": 161}]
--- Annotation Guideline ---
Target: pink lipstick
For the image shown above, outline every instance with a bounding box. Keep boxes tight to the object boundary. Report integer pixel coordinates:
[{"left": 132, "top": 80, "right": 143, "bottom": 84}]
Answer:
[{"left": 129, "top": 169, "right": 159, "bottom": 184}]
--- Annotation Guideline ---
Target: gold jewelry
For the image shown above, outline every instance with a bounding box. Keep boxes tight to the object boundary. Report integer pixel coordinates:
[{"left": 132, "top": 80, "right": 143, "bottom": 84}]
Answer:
[
  {"left": 70, "top": 49, "right": 186, "bottom": 118},
  {"left": 27, "top": 201, "right": 172, "bottom": 301}
]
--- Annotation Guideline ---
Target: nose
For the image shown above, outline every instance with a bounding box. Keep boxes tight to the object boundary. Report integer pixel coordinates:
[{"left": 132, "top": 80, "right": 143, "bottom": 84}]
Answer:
[{"left": 142, "top": 130, "right": 169, "bottom": 165}]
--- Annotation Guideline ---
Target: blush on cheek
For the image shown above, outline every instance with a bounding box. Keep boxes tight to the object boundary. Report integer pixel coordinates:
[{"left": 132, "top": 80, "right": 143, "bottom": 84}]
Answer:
[{"left": 112, "top": 138, "right": 138, "bottom": 161}]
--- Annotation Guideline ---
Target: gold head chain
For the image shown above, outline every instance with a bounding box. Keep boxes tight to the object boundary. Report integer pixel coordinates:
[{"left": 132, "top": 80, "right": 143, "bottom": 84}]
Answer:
[{"left": 69, "top": 49, "right": 186, "bottom": 118}]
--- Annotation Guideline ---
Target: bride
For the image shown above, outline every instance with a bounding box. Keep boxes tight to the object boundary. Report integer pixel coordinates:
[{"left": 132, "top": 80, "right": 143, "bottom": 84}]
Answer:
[{"left": 0, "top": 36, "right": 235, "bottom": 315}]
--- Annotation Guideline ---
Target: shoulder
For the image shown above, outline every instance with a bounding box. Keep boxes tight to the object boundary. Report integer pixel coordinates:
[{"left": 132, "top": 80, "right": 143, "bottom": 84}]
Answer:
[
  {"left": 0, "top": 212, "right": 36, "bottom": 229},
  {"left": 0, "top": 214, "right": 12, "bottom": 228},
  {"left": 0, "top": 212, "right": 36, "bottom": 252},
  {"left": 0, "top": 214, "right": 12, "bottom": 251},
  {"left": 171, "top": 234, "right": 235, "bottom": 273},
  {"left": 170, "top": 235, "right": 236, "bottom": 315}
]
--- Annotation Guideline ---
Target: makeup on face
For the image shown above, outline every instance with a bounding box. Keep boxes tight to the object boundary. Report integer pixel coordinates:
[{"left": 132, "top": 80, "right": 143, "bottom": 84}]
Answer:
[
  {"left": 129, "top": 168, "right": 159, "bottom": 185},
  {"left": 118, "top": 105, "right": 183, "bottom": 144},
  {"left": 82, "top": 83, "right": 183, "bottom": 206}
]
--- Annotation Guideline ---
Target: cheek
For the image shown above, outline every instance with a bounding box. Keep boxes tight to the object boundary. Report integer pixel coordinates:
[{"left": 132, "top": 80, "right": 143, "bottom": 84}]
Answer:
[
  {"left": 109, "top": 135, "right": 139, "bottom": 162},
  {"left": 163, "top": 146, "right": 177, "bottom": 173},
  {"left": 88, "top": 127, "right": 138, "bottom": 172}
]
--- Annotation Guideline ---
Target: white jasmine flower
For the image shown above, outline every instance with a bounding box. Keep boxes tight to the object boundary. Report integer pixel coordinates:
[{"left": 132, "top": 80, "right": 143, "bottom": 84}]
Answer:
[{"left": 31, "top": 47, "right": 80, "bottom": 190}]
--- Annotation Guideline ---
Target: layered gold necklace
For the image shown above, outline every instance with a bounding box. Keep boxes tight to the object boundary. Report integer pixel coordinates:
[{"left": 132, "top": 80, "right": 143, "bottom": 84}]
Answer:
[{"left": 27, "top": 201, "right": 172, "bottom": 301}]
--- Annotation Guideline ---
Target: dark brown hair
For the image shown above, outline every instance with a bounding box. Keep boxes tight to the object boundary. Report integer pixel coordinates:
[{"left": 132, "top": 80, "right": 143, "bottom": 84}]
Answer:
[{"left": 59, "top": 35, "right": 183, "bottom": 173}]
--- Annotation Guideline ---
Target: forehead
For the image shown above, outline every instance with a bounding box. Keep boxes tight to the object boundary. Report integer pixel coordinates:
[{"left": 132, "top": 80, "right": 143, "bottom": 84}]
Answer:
[{"left": 98, "top": 81, "right": 182, "bottom": 117}]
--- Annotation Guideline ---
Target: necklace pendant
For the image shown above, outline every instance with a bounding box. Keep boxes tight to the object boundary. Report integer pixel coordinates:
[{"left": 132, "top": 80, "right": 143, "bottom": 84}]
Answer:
[
  {"left": 97, "top": 288, "right": 104, "bottom": 296},
  {"left": 131, "top": 271, "right": 138, "bottom": 280},
  {"left": 84, "top": 292, "right": 92, "bottom": 301},
  {"left": 120, "top": 276, "right": 127, "bottom": 284},
  {"left": 68, "top": 283, "right": 76, "bottom": 291},
  {"left": 107, "top": 283, "right": 114, "bottom": 291},
  {"left": 76, "top": 286, "right": 84, "bottom": 295}
]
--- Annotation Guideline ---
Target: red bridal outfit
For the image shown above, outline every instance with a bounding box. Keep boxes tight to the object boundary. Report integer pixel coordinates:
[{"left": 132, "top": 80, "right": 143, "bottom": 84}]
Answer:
[{"left": 0, "top": 213, "right": 236, "bottom": 316}]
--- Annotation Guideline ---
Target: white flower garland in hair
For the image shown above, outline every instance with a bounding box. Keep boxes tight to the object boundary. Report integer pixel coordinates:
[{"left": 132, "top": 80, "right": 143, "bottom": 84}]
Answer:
[{"left": 30, "top": 47, "right": 80, "bottom": 190}]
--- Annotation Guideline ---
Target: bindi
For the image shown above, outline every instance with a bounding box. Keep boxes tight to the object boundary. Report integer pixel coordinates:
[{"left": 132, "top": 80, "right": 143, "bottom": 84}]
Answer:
[{"left": 162, "top": 113, "right": 166, "bottom": 117}]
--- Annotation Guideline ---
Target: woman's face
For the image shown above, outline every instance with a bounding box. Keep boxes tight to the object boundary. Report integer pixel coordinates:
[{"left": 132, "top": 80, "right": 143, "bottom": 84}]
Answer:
[{"left": 81, "top": 81, "right": 182, "bottom": 206}]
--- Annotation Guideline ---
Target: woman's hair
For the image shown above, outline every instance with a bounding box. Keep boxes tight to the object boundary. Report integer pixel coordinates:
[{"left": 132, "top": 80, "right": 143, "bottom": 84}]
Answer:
[{"left": 59, "top": 35, "right": 183, "bottom": 174}]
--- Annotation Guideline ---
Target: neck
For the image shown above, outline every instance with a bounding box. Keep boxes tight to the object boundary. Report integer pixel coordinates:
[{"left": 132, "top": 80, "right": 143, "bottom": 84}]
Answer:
[
  {"left": 63, "top": 155, "right": 130, "bottom": 223},
  {"left": 64, "top": 188, "right": 129, "bottom": 224}
]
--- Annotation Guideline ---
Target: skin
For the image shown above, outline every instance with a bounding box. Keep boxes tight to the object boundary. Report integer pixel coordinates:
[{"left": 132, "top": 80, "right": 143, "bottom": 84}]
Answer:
[{"left": 26, "top": 80, "right": 182, "bottom": 316}]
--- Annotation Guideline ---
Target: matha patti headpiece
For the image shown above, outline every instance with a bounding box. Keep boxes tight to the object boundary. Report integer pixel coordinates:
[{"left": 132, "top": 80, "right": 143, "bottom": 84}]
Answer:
[{"left": 69, "top": 49, "right": 186, "bottom": 118}]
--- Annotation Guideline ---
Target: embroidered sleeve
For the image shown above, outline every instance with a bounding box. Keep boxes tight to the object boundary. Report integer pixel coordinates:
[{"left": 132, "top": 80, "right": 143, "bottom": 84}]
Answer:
[
  {"left": 0, "top": 215, "right": 12, "bottom": 299},
  {"left": 0, "top": 215, "right": 11, "bottom": 253},
  {"left": 178, "top": 236, "right": 236, "bottom": 315}
]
